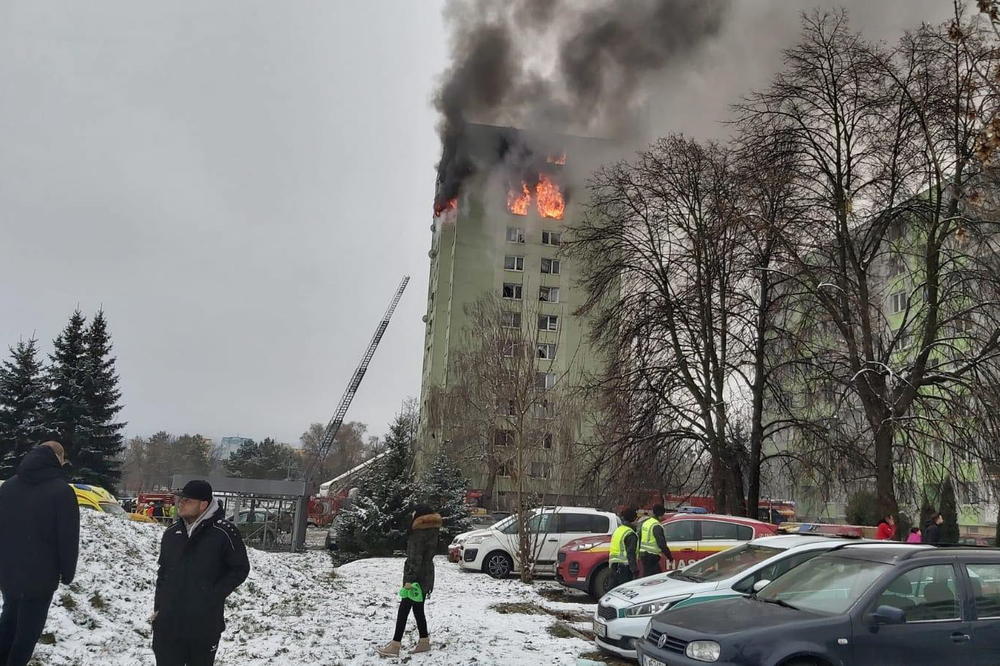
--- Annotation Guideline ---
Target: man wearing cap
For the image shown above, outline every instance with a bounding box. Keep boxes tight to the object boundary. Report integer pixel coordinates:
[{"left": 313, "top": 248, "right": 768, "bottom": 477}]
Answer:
[
  {"left": 152, "top": 480, "right": 250, "bottom": 665},
  {"left": 0, "top": 442, "right": 79, "bottom": 666}
]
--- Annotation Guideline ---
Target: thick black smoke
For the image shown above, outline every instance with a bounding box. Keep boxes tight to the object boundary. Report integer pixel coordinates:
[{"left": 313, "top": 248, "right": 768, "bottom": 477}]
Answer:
[{"left": 433, "top": 0, "right": 731, "bottom": 213}]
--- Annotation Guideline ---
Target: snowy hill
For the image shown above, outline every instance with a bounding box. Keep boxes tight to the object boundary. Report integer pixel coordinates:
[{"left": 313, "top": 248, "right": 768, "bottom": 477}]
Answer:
[
  {"left": 4, "top": 511, "right": 595, "bottom": 665},
  {"left": 7, "top": 510, "right": 337, "bottom": 666}
]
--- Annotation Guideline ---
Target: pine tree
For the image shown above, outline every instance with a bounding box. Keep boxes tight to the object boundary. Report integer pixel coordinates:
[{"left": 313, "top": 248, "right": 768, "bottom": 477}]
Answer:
[
  {"left": 0, "top": 339, "right": 47, "bottom": 477},
  {"left": 419, "top": 451, "right": 473, "bottom": 543},
  {"left": 45, "top": 310, "right": 89, "bottom": 470},
  {"left": 939, "top": 478, "right": 960, "bottom": 544},
  {"left": 225, "top": 437, "right": 299, "bottom": 480},
  {"left": 335, "top": 413, "right": 417, "bottom": 555},
  {"left": 77, "top": 310, "right": 126, "bottom": 491}
]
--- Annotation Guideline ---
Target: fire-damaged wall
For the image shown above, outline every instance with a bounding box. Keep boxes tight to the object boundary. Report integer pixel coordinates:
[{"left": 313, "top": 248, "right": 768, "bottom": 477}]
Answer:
[{"left": 416, "top": 123, "right": 614, "bottom": 509}]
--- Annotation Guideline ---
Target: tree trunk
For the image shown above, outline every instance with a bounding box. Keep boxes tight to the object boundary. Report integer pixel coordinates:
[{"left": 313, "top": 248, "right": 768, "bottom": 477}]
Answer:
[
  {"left": 746, "top": 273, "right": 770, "bottom": 519},
  {"left": 874, "top": 424, "right": 898, "bottom": 520}
]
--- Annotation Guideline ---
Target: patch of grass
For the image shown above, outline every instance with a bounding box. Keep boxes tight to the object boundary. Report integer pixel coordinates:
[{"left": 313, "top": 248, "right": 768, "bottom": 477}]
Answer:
[
  {"left": 578, "top": 651, "right": 633, "bottom": 665},
  {"left": 38, "top": 632, "right": 56, "bottom": 645},
  {"left": 547, "top": 623, "right": 576, "bottom": 639},
  {"left": 490, "top": 601, "right": 547, "bottom": 615},
  {"left": 538, "top": 586, "right": 594, "bottom": 604},
  {"left": 89, "top": 591, "right": 106, "bottom": 610},
  {"left": 59, "top": 593, "right": 76, "bottom": 610}
]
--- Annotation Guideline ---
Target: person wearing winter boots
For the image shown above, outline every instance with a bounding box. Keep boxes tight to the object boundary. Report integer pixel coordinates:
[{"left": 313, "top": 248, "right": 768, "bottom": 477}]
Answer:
[
  {"left": 151, "top": 480, "right": 250, "bottom": 666},
  {"left": 378, "top": 505, "right": 442, "bottom": 657},
  {"left": 0, "top": 442, "right": 79, "bottom": 666}
]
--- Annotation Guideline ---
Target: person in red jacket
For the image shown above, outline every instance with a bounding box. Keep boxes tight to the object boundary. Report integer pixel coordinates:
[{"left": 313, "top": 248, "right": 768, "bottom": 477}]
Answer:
[{"left": 875, "top": 514, "right": 896, "bottom": 540}]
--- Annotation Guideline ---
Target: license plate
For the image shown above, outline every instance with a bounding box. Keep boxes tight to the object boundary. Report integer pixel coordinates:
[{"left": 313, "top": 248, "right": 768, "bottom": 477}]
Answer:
[
  {"left": 643, "top": 656, "right": 667, "bottom": 666},
  {"left": 593, "top": 619, "right": 607, "bottom": 638}
]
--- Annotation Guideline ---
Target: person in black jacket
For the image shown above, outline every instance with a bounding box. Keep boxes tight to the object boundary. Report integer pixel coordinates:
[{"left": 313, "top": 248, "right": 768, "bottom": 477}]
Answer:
[
  {"left": 923, "top": 512, "right": 944, "bottom": 545},
  {"left": 152, "top": 480, "right": 249, "bottom": 666},
  {"left": 0, "top": 442, "right": 79, "bottom": 666},
  {"left": 378, "top": 504, "right": 442, "bottom": 658}
]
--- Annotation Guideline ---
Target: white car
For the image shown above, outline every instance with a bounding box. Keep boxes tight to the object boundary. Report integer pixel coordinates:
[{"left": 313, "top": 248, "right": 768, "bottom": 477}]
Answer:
[
  {"left": 457, "top": 506, "right": 619, "bottom": 578},
  {"left": 593, "top": 534, "right": 874, "bottom": 660}
]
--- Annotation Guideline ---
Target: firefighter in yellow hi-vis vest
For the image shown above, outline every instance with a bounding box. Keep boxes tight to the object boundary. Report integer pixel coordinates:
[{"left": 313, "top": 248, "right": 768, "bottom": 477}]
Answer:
[
  {"left": 638, "top": 504, "right": 674, "bottom": 577},
  {"left": 608, "top": 507, "right": 640, "bottom": 590}
]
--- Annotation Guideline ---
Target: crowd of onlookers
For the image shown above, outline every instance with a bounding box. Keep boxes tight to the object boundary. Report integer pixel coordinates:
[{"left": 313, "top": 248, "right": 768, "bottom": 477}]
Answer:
[{"left": 874, "top": 511, "right": 946, "bottom": 543}]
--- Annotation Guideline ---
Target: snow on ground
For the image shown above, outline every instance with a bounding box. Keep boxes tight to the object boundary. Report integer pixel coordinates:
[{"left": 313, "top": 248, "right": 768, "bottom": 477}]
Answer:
[{"left": 4, "top": 511, "right": 600, "bottom": 665}]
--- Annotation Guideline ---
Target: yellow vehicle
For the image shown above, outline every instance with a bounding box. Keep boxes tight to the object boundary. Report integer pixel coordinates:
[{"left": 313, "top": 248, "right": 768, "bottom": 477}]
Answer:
[{"left": 71, "top": 484, "right": 157, "bottom": 523}]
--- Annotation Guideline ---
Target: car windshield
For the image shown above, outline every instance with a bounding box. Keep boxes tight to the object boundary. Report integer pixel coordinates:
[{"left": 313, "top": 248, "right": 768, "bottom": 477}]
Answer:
[
  {"left": 756, "top": 554, "right": 890, "bottom": 615},
  {"left": 681, "top": 544, "right": 783, "bottom": 582},
  {"left": 100, "top": 502, "right": 127, "bottom": 515},
  {"left": 493, "top": 515, "right": 517, "bottom": 532}
]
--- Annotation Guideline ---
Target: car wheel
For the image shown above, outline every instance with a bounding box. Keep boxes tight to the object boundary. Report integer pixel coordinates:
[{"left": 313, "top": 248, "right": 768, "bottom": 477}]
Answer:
[
  {"left": 484, "top": 551, "right": 514, "bottom": 579},
  {"left": 590, "top": 565, "right": 613, "bottom": 600}
]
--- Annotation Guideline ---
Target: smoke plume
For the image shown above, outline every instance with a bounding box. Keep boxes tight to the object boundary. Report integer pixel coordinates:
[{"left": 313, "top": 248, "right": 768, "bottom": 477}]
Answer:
[{"left": 433, "top": 0, "right": 732, "bottom": 212}]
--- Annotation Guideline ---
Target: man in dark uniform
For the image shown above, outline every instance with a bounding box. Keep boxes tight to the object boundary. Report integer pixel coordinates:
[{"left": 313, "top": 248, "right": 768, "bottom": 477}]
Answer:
[
  {"left": 0, "top": 442, "right": 79, "bottom": 666},
  {"left": 152, "top": 480, "right": 250, "bottom": 666}
]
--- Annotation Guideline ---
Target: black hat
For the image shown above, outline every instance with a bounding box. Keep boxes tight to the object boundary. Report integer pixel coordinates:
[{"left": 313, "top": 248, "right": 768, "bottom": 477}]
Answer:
[{"left": 178, "top": 480, "right": 212, "bottom": 502}]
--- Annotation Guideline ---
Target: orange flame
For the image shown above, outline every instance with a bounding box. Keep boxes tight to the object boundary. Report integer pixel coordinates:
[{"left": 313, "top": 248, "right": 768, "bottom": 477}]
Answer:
[
  {"left": 535, "top": 174, "right": 565, "bottom": 219},
  {"left": 507, "top": 181, "right": 531, "bottom": 216},
  {"left": 546, "top": 152, "right": 567, "bottom": 165},
  {"left": 434, "top": 198, "right": 457, "bottom": 217}
]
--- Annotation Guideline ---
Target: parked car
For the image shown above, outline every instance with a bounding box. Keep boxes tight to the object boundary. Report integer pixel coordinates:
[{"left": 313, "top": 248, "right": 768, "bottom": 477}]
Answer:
[
  {"left": 449, "top": 513, "right": 513, "bottom": 563},
  {"left": 558, "top": 513, "right": 778, "bottom": 600},
  {"left": 593, "top": 534, "right": 871, "bottom": 660},
  {"left": 229, "top": 509, "right": 290, "bottom": 545},
  {"left": 72, "top": 484, "right": 156, "bottom": 523},
  {"left": 459, "top": 507, "right": 619, "bottom": 579},
  {"left": 637, "top": 543, "right": 1000, "bottom": 666}
]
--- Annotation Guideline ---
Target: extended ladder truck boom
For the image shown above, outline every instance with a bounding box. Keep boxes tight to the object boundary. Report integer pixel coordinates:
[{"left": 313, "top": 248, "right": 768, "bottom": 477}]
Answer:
[{"left": 292, "top": 275, "right": 409, "bottom": 549}]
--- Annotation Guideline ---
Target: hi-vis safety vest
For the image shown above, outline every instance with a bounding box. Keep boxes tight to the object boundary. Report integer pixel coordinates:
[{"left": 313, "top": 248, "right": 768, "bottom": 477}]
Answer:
[
  {"left": 639, "top": 517, "right": 662, "bottom": 555},
  {"left": 609, "top": 524, "right": 636, "bottom": 565}
]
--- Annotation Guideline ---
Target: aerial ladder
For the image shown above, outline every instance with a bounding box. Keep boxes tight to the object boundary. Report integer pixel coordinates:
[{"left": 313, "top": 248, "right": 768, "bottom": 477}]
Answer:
[{"left": 292, "top": 275, "right": 410, "bottom": 549}]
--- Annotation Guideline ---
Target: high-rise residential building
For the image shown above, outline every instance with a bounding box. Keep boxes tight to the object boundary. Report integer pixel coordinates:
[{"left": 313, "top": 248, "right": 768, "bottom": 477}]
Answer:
[
  {"left": 416, "top": 124, "right": 610, "bottom": 509},
  {"left": 218, "top": 436, "right": 252, "bottom": 461}
]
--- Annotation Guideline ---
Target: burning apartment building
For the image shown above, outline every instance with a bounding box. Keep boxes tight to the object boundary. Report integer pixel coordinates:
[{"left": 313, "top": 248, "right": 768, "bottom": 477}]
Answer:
[{"left": 415, "top": 123, "right": 612, "bottom": 509}]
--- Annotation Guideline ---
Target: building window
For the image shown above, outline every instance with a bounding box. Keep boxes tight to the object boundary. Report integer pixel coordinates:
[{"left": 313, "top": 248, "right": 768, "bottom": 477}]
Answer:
[
  {"left": 501, "top": 311, "right": 522, "bottom": 329},
  {"left": 887, "top": 255, "right": 905, "bottom": 278},
  {"left": 503, "top": 283, "right": 523, "bottom": 300},
  {"left": 533, "top": 400, "right": 555, "bottom": 419},
  {"left": 542, "top": 231, "right": 561, "bottom": 246},
  {"left": 504, "top": 255, "right": 525, "bottom": 271},
  {"left": 498, "top": 399, "right": 516, "bottom": 417},
  {"left": 501, "top": 340, "right": 516, "bottom": 358},
  {"left": 530, "top": 462, "right": 552, "bottom": 478},
  {"left": 539, "top": 286, "right": 560, "bottom": 303},
  {"left": 497, "top": 463, "right": 512, "bottom": 478},
  {"left": 537, "top": 343, "right": 557, "bottom": 360},
  {"left": 541, "top": 258, "right": 561, "bottom": 275},
  {"left": 538, "top": 314, "right": 559, "bottom": 331},
  {"left": 494, "top": 429, "right": 513, "bottom": 447},
  {"left": 535, "top": 372, "right": 556, "bottom": 390},
  {"left": 506, "top": 227, "right": 525, "bottom": 243},
  {"left": 888, "top": 291, "right": 907, "bottom": 314},
  {"left": 542, "top": 432, "right": 554, "bottom": 449}
]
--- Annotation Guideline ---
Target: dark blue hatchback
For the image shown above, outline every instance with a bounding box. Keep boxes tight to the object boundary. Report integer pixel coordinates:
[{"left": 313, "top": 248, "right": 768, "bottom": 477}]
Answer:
[{"left": 636, "top": 543, "right": 1000, "bottom": 666}]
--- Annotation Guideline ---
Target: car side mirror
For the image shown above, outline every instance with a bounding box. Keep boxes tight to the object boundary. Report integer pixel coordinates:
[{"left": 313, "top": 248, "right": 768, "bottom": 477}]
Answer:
[
  {"left": 752, "top": 579, "right": 771, "bottom": 593},
  {"left": 870, "top": 605, "right": 906, "bottom": 625}
]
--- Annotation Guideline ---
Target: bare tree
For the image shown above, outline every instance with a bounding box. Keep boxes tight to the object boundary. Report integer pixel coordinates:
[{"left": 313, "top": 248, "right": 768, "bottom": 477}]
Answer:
[
  {"left": 570, "top": 136, "right": 756, "bottom": 515},
  {"left": 436, "top": 290, "right": 579, "bottom": 581},
  {"left": 737, "top": 11, "right": 1000, "bottom": 518}
]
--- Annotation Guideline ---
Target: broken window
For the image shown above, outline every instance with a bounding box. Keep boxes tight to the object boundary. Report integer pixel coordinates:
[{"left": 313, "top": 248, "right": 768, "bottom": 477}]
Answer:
[{"left": 539, "top": 286, "right": 560, "bottom": 303}]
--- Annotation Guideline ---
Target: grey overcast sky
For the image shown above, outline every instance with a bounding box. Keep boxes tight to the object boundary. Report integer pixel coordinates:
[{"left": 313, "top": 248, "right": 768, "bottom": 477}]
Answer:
[{"left": 0, "top": 1, "right": 955, "bottom": 445}]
